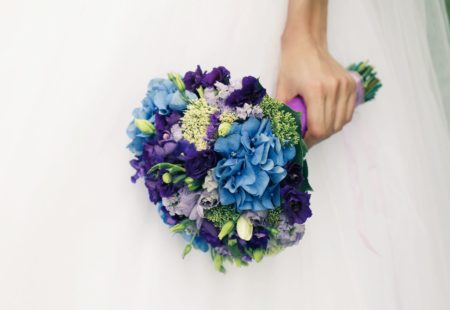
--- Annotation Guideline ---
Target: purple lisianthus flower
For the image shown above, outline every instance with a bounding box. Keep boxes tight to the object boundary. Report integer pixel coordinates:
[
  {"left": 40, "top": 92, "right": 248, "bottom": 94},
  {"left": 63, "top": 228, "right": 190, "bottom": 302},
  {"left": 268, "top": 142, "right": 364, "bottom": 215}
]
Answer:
[
  {"left": 199, "top": 219, "right": 222, "bottom": 247},
  {"left": 183, "top": 65, "right": 205, "bottom": 92},
  {"left": 145, "top": 176, "right": 181, "bottom": 203},
  {"left": 225, "top": 76, "right": 266, "bottom": 108},
  {"left": 202, "top": 66, "right": 230, "bottom": 88},
  {"left": 183, "top": 149, "right": 219, "bottom": 180},
  {"left": 281, "top": 161, "right": 304, "bottom": 188},
  {"left": 280, "top": 185, "right": 312, "bottom": 225}
]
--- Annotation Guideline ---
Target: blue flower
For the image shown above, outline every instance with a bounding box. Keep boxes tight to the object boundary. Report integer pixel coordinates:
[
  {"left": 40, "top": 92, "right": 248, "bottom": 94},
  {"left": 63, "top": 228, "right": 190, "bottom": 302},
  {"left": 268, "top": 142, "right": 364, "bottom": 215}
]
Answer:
[
  {"left": 127, "top": 79, "right": 196, "bottom": 155},
  {"left": 214, "top": 117, "right": 295, "bottom": 212},
  {"left": 146, "top": 78, "right": 195, "bottom": 115},
  {"left": 126, "top": 96, "right": 158, "bottom": 155}
]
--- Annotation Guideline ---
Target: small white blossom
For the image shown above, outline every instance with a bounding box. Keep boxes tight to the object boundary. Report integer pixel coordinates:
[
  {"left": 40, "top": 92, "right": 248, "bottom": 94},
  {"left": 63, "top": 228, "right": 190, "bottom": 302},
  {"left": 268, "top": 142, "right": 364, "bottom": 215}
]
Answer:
[
  {"left": 204, "top": 87, "right": 219, "bottom": 106},
  {"left": 170, "top": 124, "right": 183, "bottom": 141},
  {"left": 251, "top": 106, "right": 264, "bottom": 119},
  {"left": 236, "top": 103, "right": 253, "bottom": 120},
  {"left": 202, "top": 169, "right": 218, "bottom": 192},
  {"left": 162, "top": 195, "right": 180, "bottom": 216}
]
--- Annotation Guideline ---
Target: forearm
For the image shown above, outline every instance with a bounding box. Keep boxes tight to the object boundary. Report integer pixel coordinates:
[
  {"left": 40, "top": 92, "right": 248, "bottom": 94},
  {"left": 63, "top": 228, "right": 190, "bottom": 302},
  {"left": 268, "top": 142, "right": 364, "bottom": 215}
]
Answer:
[{"left": 282, "top": 0, "right": 328, "bottom": 49}]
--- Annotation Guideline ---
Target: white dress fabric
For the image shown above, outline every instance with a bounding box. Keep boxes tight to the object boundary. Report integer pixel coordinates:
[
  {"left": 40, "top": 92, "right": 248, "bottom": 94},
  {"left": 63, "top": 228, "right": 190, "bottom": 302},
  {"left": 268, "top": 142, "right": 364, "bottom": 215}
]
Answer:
[{"left": 1, "top": 0, "right": 450, "bottom": 309}]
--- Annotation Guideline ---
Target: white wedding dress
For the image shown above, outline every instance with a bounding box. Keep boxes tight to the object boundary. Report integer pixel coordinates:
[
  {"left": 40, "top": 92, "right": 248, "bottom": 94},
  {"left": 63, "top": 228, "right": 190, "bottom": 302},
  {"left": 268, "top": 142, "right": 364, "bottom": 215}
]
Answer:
[{"left": 1, "top": 0, "right": 450, "bottom": 309}]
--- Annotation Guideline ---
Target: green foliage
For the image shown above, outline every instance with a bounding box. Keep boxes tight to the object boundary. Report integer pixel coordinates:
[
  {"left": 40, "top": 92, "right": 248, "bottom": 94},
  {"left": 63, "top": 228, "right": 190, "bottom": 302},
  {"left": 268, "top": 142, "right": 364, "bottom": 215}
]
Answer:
[
  {"left": 266, "top": 207, "right": 282, "bottom": 227},
  {"left": 260, "top": 96, "right": 301, "bottom": 145},
  {"left": 204, "top": 205, "right": 240, "bottom": 228}
]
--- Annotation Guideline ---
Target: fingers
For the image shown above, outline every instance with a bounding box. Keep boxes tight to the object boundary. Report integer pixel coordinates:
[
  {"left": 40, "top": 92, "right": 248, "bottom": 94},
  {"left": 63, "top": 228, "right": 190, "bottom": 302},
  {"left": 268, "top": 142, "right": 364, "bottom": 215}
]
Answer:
[
  {"left": 304, "top": 73, "right": 356, "bottom": 148},
  {"left": 304, "top": 82, "right": 326, "bottom": 148},
  {"left": 333, "top": 75, "right": 355, "bottom": 131}
]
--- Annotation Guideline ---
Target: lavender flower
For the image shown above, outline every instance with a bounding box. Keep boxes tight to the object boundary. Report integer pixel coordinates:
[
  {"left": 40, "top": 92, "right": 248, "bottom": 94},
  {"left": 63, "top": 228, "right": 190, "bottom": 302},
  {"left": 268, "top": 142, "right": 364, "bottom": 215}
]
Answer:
[
  {"left": 274, "top": 216, "right": 305, "bottom": 247},
  {"left": 168, "top": 187, "right": 200, "bottom": 217}
]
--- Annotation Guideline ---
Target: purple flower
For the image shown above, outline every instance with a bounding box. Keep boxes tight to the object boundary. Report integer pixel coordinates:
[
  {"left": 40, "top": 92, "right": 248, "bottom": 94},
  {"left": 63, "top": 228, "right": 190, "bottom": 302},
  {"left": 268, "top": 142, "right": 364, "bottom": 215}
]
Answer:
[
  {"left": 183, "top": 149, "right": 219, "bottom": 180},
  {"left": 225, "top": 76, "right": 266, "bottom": 108},
  {"left": 205, "top": 111, "right": 221, "bottom": 142},
  {"left": 155, "top": 112, "right": 181, "bottom": 137},
  {"left": 238, "top": 226, "right": 269, "bottom": 249},
  {"left": 199, "top": 220, "right": 222, "bottom": 247},
  {"left": 145, "top": 176, "right": 181, "bottom": 203},
  {"left": 183, "top": 65, "right": 205, "bottom": 92},
  {"left": 281, "top": 161, "right": 304, "bottom": 188},
  {"left": 177, "top": 188, "right": 201, "bottom": 217},
  {"left": 202, "top": 66, "right": 230, "bottom": 88},
  {"left": 280, "top": 185, "right": 312, "bottom": 225}
]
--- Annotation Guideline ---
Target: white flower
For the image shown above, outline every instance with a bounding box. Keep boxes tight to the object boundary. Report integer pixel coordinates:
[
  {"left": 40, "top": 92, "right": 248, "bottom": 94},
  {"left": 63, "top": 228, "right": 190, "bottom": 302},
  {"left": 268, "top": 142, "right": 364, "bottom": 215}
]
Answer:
[
  {"left": 170, "top": 124, "right": 183, "bottom": 141},
  {"left": 251, "top": 106, "right": 264, "bottom": 119},
  {"left": 236, "top": 215, "right": 253, "bottom": 241},
  {"left": 202, "top": 169, "right": 218, "bottom": 192},
  {"left": 162, "top": 195, "right": 180, "bottom": 216},
  {"left": 236, "top": 103, "right": 253, "bottom": 120},
  {"left": 204, "top": 87, "right": 219, "bottom": 106}
]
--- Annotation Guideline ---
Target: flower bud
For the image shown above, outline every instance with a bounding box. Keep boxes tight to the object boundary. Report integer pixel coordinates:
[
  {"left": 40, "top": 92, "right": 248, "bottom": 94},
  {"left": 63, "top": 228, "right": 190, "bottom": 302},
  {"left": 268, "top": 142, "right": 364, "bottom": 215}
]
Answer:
[
  {"left": 162, "top": 172, "right": 172, "bottom": 184},
  {"left": 169, "top": 222, "right": 186, "bottom": 232},
  {"left": 252, "top": 248, "right": 265, "bottom": 263},
  {"left": 218, "top": 122, "right": 232, "bottom": 137},
  {"left": 218, "top": 221, "right": 235, "bottom": 240},
  {"left": 236, "top": 215, "right": 253, "bottom": 241},
  {"left": 182, "top": 244, "right": 192, "bottom": 259},
  {"left": 184, "top": 177, "right": 195, "bottom": 184},
  {"left": 134, "top": 119, "right": 155, "bottom": 135},
  {"left": 175, "top": 74, "right": 186, "bottom": 92}
]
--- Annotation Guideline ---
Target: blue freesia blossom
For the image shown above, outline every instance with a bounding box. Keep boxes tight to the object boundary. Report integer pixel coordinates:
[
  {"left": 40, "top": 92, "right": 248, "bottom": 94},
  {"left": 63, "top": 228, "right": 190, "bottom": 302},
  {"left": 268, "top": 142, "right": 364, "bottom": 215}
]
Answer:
[{"left": 214, "top": 117, "right": 295, "bottom": 212}]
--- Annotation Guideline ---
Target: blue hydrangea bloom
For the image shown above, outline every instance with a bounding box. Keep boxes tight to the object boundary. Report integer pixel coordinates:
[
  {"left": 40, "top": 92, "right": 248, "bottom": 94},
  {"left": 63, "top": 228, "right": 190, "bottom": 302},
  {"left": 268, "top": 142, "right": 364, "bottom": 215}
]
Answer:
[
  {"left": 147, "top": 78, "right": 196, "bottom": 115},
  {"left": 214, "top": 117, "right": 295, "bottom": 212},
  {"left": 126, "top": 96, "right": 158, "bottom": 155},
  {"left": 127, "top": 78, "right": 196, "bottom": 155}
]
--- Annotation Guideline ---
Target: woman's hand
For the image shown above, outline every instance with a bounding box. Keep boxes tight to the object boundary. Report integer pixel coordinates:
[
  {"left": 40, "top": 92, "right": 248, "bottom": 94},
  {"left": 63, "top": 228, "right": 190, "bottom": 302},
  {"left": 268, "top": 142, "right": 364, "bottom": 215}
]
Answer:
[{"left": 277, "top": 0, "right": 356, "bottom": 148}]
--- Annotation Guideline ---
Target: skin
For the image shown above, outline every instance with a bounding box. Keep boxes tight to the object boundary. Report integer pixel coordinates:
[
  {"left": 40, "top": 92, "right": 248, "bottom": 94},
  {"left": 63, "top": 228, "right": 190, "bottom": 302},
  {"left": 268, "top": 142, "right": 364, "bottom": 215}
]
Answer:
[{"left": 276, "top": 0, "right": 356, "bottom": 148}]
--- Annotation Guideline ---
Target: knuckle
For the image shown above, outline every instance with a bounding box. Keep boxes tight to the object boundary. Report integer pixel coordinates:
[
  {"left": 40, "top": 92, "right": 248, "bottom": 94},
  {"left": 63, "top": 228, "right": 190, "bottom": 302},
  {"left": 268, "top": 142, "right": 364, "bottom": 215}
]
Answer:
[
  {"left": 309, "top": 81, "right": 324, "bottom": 94},
  {"left": 308, "top": 123, "right": 327, "bottom": 139},
  {"left": 328, "top": 78, "right": 340, "bottom": 91}
]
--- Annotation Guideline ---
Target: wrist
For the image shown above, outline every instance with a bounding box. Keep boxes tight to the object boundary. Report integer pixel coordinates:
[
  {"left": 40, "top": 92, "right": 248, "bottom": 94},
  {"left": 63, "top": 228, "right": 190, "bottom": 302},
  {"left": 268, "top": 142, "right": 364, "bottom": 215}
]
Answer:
[{"left": 281, "top": 28, "right": 327, "bottom": 52}]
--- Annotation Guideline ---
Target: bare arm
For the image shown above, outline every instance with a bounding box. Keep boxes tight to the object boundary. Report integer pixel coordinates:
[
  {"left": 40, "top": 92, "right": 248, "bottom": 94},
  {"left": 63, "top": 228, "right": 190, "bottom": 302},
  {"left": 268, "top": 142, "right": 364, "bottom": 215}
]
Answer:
[{"left": 277, "top": 0, "right": 356, "bottom": 147}]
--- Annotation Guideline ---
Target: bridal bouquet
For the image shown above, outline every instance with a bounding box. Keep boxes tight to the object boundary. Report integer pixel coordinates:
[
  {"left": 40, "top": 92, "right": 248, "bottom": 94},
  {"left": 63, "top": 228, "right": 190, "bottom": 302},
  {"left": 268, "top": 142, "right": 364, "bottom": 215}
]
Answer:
[{"left": 127, "top": 64, "right": 380, "bottom": 272}]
